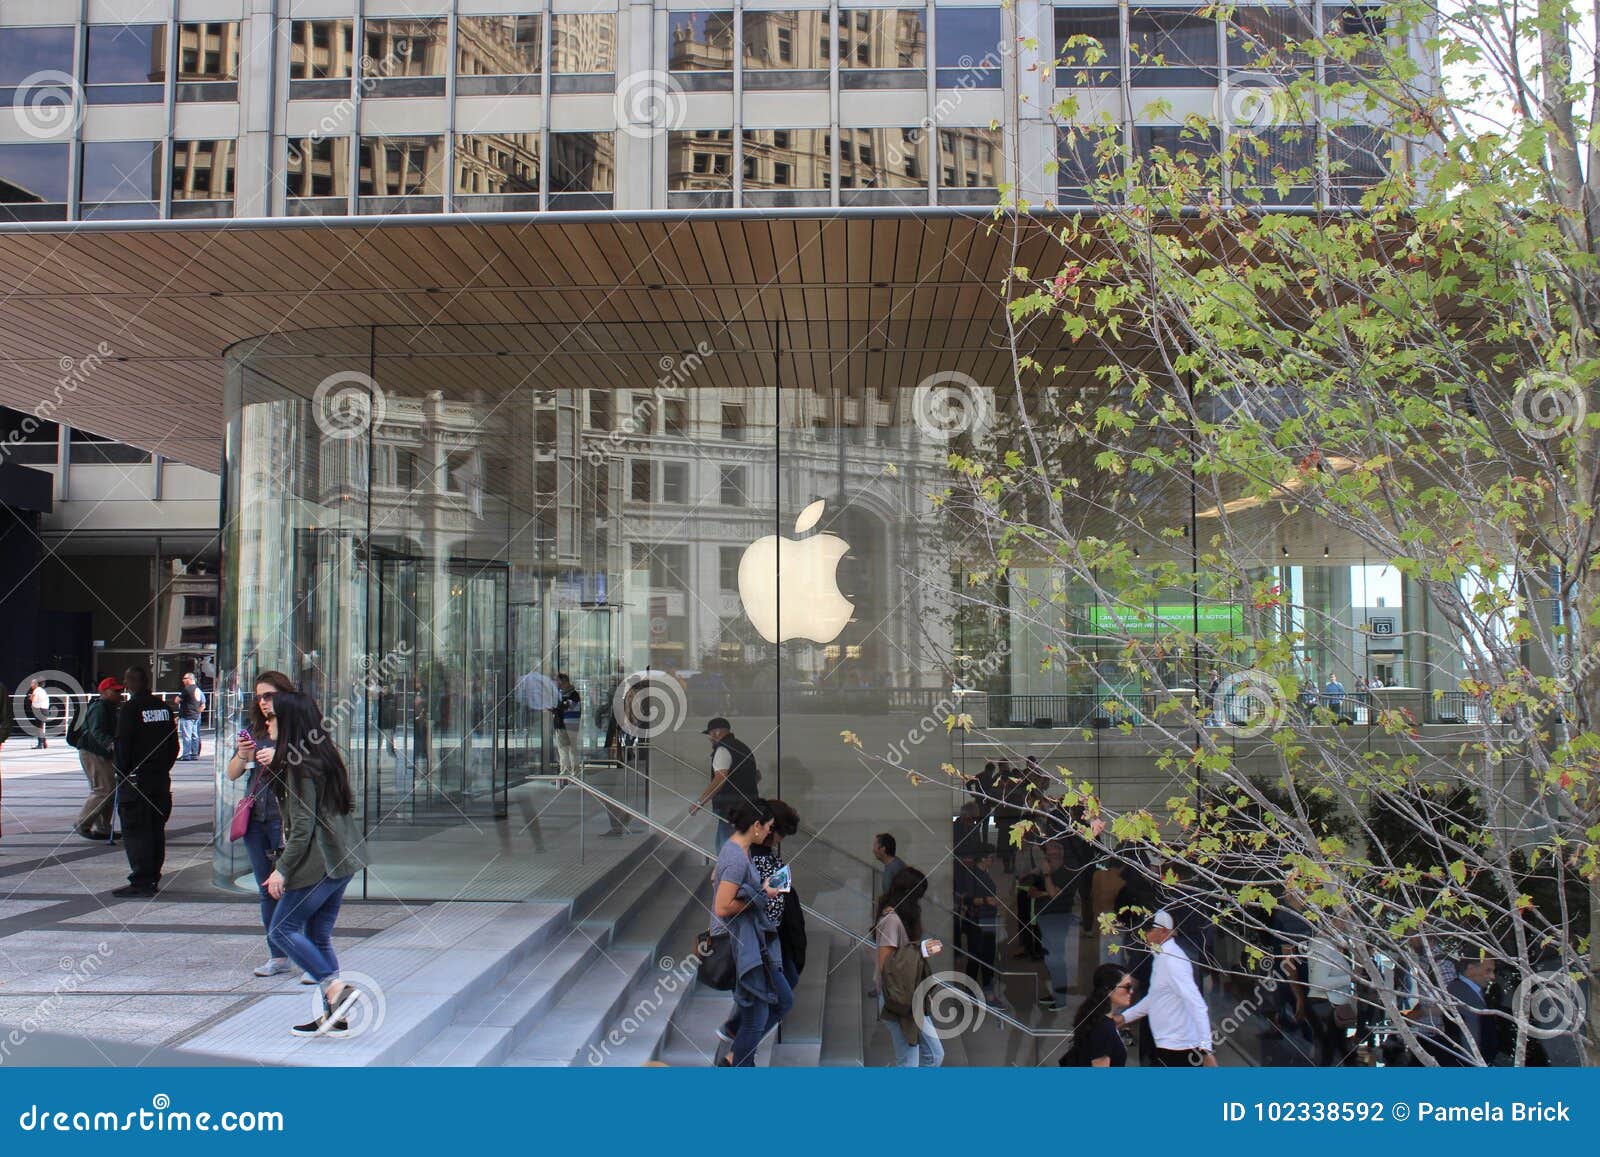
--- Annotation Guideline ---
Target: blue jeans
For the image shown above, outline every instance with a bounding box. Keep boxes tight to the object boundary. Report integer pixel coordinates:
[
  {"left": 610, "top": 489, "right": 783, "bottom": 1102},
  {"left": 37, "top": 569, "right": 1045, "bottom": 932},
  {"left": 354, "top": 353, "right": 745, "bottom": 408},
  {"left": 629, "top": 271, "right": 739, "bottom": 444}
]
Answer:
[
  {"left": 240, "top": 814, "right": 283, "bottom": 957},
  {"left": 268, "top": 874, "right": 353, "bottom": 984},
  {"left": 1038, "top": 911, "right": 1081, "bottom": 998},
  {"left": 880, "top": 997, "right": 946, "bottom": 1067},
  {"left": 731, "top": 955, "right": 794, "bottom": 1066},
  {"left": 178, "top": 717, "right": 200, "bottom": 759}
]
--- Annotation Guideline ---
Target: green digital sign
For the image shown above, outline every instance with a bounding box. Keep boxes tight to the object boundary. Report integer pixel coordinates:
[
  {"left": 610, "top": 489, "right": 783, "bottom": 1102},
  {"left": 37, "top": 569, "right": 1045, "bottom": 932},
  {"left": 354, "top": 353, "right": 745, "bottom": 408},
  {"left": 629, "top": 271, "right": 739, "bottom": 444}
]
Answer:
[{"left": 1087, "top": 604, "right": 1244, "bottom": 635}]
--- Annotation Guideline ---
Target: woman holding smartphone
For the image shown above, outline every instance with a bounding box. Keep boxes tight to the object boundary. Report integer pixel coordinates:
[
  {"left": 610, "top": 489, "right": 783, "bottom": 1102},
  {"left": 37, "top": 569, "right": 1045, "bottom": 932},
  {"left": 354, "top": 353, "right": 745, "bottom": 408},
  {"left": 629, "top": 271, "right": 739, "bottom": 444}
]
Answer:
[
  {"left": 710, "top": 798, "right": 791, "bottom": 1066},
  {"left": 875, "top": 867, "right": 946, "bottom": 1066},
  {"left": 226, "top": 670, "right": 296, "bottom": 978}
]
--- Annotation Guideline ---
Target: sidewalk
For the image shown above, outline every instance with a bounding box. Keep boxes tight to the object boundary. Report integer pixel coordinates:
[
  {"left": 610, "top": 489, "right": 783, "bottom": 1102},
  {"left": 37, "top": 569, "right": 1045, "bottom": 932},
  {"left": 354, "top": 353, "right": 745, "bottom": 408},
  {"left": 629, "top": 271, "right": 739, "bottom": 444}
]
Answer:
[{"left": 0, "top": 746, "right": 422, "bottom": 1061}]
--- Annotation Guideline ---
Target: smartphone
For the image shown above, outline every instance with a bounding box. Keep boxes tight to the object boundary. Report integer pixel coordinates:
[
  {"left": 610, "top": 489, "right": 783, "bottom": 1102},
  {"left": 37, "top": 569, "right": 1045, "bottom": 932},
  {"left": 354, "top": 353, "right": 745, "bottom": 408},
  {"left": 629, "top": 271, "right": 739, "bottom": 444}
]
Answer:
[
  {"left": 919, "top": 939, "right": 942, "bottom": 958},
  {"left": 237, "top": 727, "right": 254, "bottom": 746},
  {"left": 767, "top": 865, "right": 792, "bottom": 893}
]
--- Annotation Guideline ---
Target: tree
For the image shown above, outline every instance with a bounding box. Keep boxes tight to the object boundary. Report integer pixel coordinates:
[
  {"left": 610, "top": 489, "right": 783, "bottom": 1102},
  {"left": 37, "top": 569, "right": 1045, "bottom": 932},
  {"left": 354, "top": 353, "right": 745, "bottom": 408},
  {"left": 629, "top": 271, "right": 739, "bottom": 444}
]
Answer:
[{"left": 877, "top": 0, "right": 1598, "bottom": 1064}]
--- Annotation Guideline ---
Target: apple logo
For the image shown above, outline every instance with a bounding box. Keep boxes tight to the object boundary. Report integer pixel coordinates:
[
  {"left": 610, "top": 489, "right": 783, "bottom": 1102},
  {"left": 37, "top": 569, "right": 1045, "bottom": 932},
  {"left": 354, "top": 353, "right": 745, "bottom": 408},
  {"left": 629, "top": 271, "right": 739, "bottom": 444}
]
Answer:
[{"left": 737, "top": 499, "right": 854, "bottom": 644}]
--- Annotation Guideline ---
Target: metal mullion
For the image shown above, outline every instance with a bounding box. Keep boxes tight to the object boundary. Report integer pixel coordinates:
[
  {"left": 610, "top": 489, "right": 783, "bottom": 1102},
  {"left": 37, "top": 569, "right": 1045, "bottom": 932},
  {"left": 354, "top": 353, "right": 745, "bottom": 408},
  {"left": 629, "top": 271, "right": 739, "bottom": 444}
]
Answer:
[
  {"left": 540, "top": 0, "right": 551, "bottom": 210},
  {"left": 829, "top": 0, "right": 840, "bottom": 205},
  {"left": 733, "top": 3, "right": 745, "bottom": 206},
  {"left": 924, "top": 0, "right": 934, "bottom": 206},
  {"left": 68, "top": 3, "right": 87, "bottom": 220},
  {"left": 445, "top": 2, "right": 459, "bottom": 212},
  {"left": 351, "top": 4, "right": 366, "bottom": 215},
  {"left": 163, "top": 1, "right": 179, "bottom": 218}
]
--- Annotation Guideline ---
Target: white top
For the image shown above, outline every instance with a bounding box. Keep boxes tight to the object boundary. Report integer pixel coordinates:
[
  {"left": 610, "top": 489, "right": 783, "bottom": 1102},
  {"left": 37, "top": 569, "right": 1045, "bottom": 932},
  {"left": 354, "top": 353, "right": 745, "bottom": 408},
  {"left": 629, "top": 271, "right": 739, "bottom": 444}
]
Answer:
[
  {"left": 1306, "top": 937, "right": 1355, "bottom": 1006},
  {"left": 1121, "top": 938, "right": 1212, "bottom": 1051},
  {"left": 712, "top": 746, "right": 732, "bottom": 774},
  {"left": 29, "top": 687, "right": 48, "bottom": 710}
]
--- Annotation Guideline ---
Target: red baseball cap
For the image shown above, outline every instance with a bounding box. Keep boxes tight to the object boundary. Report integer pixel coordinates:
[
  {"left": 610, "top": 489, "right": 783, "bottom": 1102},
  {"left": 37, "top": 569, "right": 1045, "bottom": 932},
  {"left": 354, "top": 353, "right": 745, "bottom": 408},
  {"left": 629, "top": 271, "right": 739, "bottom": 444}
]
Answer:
[{"left": 97, "top": 677, "right": 124, "bottom": 694}]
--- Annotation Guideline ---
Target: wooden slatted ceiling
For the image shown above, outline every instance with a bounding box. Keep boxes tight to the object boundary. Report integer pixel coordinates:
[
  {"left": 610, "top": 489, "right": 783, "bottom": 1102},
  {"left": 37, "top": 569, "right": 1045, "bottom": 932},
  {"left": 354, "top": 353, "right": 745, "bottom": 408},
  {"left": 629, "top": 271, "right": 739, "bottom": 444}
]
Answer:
[{"left": 0, "top": 214, "right": 1099, "bottom": 468}]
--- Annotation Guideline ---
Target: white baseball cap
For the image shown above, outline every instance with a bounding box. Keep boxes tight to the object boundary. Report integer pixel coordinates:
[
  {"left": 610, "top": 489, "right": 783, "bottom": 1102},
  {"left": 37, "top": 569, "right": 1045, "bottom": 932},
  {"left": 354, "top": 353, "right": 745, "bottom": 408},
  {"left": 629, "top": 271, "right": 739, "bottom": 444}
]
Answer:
[{"left": 1151, "top": 909, "right": 1175, "bottom": 930}]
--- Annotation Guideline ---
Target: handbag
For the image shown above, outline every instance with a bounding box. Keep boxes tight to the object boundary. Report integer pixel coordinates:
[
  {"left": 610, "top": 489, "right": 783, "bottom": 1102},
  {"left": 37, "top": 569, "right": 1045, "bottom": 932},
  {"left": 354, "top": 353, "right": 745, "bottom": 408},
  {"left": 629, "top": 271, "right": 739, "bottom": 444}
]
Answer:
[
  {"left": 696, "top": 929, "right": 736, "bottom": 991},
  {"left": 228, "top": 774, "right": 266, "bottom": 842}
]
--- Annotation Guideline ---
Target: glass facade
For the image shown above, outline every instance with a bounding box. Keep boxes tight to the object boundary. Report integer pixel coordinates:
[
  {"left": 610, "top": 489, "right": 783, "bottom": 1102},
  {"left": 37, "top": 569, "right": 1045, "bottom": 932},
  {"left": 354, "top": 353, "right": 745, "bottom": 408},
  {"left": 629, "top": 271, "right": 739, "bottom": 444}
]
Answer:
[{"left": 216, "top": 323, "right": 1463, "bottom": 901}]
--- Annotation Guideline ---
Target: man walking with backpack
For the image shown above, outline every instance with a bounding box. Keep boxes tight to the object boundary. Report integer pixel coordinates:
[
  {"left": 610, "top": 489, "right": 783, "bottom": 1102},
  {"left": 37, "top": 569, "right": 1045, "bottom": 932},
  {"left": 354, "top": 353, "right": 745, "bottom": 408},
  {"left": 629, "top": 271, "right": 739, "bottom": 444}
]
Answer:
[
  {"left": 689, "top": 717, "right": 760, "bottom": 849},
  {"left": 69, "top": 677, "right": 122, "bottom": 842},
  {"left": 112, "top": 667, "right": 179, "bottom": 898}
]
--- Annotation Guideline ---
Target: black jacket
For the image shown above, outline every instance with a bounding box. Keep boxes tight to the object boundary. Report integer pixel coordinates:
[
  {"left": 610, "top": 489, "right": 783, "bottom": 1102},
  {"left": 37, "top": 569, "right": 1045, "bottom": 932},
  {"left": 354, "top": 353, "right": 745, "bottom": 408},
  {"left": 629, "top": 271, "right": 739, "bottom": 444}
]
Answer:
[
  {"left": 115, "top": 693, "right": 179, "bottom": 780},
  {"left": 711, "top": 734, "right": 760, "bottom": 812},
  {"left": 779, "top": 886, "right": 807, "bottom": 975}
]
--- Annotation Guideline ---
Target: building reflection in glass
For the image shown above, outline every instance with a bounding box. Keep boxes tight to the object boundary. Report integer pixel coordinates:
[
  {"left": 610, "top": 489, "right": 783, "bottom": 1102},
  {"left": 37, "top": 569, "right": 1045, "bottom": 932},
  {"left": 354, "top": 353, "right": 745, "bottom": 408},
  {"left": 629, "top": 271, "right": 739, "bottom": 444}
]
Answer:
[
  {"left": 837, "top": 8, "right": 926, "bottom": 70},
  {"left": 551, "top": 13, "right": 615, "bottom": 73},
  {"left": 838, "top": 127, "right": 926, "bottom": 188},
  {"left": 742, "top": 10, "right": 830, "bottom": 71},
  {"left": 742, "top": 129, "right": 831, "bottom": 190}
]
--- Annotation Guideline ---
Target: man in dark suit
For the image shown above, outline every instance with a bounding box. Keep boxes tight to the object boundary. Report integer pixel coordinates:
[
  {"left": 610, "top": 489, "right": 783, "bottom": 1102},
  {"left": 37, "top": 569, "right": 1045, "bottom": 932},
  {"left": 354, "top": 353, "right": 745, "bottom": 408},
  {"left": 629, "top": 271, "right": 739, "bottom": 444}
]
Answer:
[{"left": 1447, "top": 956, "right": 1499, "bottom": 1064}]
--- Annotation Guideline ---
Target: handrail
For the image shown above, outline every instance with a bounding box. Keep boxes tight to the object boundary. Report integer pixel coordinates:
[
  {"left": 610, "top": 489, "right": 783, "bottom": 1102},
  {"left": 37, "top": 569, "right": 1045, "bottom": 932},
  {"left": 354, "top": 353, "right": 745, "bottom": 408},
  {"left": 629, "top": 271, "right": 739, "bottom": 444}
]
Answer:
[{"left": 544, "top": 772, "right": 1072, "bottom": 1042}]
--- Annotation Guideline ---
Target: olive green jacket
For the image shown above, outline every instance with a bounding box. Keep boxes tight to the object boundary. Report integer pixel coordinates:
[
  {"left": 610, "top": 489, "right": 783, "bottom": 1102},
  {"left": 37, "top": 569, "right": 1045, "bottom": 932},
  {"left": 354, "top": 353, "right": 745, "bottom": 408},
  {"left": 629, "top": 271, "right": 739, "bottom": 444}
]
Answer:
[{"left": 275, "top": 765, "right": 367, "bottom": 892}]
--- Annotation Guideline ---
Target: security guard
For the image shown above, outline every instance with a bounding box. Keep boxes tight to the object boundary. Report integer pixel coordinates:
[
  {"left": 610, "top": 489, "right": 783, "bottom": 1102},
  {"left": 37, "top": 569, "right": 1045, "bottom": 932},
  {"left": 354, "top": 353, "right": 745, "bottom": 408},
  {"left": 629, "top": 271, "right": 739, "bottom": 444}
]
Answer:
[{"left": 113, "top": 666, "right": 179, "bottom": 898}]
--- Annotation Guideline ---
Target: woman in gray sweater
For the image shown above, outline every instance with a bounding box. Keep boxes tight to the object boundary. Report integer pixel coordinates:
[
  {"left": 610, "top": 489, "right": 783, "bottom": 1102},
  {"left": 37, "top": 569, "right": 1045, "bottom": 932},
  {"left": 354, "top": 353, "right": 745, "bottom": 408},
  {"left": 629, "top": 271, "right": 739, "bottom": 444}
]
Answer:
[{"left": 262, "top": 692, "right": 369, "bottom": 1037}]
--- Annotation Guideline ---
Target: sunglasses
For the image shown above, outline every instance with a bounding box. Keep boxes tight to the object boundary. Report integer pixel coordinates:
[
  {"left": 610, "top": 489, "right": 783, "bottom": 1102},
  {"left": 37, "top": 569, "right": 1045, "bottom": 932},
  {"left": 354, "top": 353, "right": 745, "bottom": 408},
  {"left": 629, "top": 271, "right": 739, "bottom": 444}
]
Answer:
[
  {"left": 1115, "top": 981, "right": 1135, "bottom": 991},
  {"left": 256, "top": 692, "right": 276, "bottom": 702}
]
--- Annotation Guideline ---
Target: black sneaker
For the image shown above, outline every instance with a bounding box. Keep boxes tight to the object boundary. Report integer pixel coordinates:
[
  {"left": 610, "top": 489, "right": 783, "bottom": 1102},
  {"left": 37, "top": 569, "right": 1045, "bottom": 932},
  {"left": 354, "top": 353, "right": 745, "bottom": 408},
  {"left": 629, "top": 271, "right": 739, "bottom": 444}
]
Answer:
[
  {"left": 111, "top": 884, "right": 158, "bottom": 898},
  {"left": 290, "top": 1014, "right": 350, "bottom": 1038},
  {"left": 326, "top": 984, "right": 364, "bottom": 1023}
]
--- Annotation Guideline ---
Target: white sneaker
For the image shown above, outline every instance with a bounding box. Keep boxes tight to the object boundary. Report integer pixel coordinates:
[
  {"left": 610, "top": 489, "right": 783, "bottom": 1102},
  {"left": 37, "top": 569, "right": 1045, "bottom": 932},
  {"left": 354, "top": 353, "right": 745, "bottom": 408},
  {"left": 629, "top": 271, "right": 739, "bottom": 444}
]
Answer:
[
  {"left": 300, "top": 973, "right": 317, "bottom": 985},
  {"left": 253, "top": 957, "right": 291, "bottom": 978}
]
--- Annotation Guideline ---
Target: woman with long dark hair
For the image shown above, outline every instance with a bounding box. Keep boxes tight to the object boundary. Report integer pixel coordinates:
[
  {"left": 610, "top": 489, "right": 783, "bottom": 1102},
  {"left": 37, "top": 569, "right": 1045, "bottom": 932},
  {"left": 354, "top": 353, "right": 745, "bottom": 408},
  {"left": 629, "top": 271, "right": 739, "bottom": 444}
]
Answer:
[
  {"left": 226, "top": 670, "right": 296, "bottom": 977},
  {"left": 261, "top": 692, "right": 369, "bottom": 1036},
  {"left": 875, "top": 866, "right": 945, "bottom": 1066},
  {"left": 709, "top": 797, "right": 791, "bottom": 1066},
  {"left": 1061, "top": 963, "right": 1134, "bottom": 1066}
]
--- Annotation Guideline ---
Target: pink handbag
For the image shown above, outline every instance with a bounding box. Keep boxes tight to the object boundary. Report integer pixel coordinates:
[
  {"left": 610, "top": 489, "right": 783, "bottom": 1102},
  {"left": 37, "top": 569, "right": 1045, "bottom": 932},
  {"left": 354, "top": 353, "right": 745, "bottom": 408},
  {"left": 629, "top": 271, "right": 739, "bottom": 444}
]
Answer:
[{"left": 228, "top": 778, "right": 262, "bottom": 842}]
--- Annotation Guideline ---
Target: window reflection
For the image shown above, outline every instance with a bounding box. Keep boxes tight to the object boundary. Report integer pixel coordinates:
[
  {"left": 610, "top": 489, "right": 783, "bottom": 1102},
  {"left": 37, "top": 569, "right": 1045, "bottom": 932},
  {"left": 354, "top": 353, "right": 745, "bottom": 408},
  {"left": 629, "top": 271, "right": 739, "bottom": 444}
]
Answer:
[
  {"left": 178, "top": 22, "right": 239, "bottom": 81},
  {"left": 838, "top": 8, "right": 926, "bottom": 74},
  {"left": 1328, "top": 125, "right": 1387, "bottom": 202},
  {"left": 1057, "top": 127, "right": 1125, "bottom": 203},
  {"left": 0, "top": 143, "right": 70, "bottom": 220},
  {"left": 838, "top": 127, "right": 927, "bottom": 188},
  {"left": 0, "top": 27, "right": 75, "bottom": 84},
  {"left": 742, "top": 129, "right": 830, "bottom": 190},
  {"left": 935, "top": 8, "right": 1003, "bottom": 88},
  {"left": 287, "top": 137, "right": 351, "bottom": 200},
  {"left": 456, "top": 132, "right": 540, "bottom": 207},
  {"left": 551, "top": 14, "right": 615, "bottom": 73},
  {"left": 290, "top": 19, "right": 355, "bottom": 80},
  {"left": 171, "top": 139, "right": 236, "bottom": 199},
  {"left": 1132, "top": 124, "right": 1221, "bottom": 198},
  {"left": 669, "top": 130, "right": 733, "bottom": 191},
  {"left": 1128, "top": 7, "right": 1219, "bottom": 84},
  {"left": 669, "top": 11, "right": 735, "bottom": 71},
  {"left": 1055, "top": 7, "right": 1121, "bottom": 86},
  {"left": 938, "top": 128, "right": 1003, "bottom": 188},
  {"left": 1230, "top": 124, "right": 1316, "bottom": 206},
  {"left": 457, "top": 15, "right": 542, "bottom": 87},
  {"left": 742, "top": 10, "right": 829, "bottom": 71},
  {"left": 1225, "top": 6, "right": 1315, "bottom": 70},
  {"left": 364, "top": 19, "right": 447, "bottom": 77},
  {"left": 549, "top": 132, "right": 615, "bottom": 193},
  {"left": 359, "top": 136, "right": 445, "bottom": 197},
  {"left": 1328, "top": 6, "right": 1388, "bottom": 77},
  {"left": 80, "top": 140, "right": 163, "bottom": 203},
  {"left": 85, "top": 24, "right": 166, "bottom": 101}
]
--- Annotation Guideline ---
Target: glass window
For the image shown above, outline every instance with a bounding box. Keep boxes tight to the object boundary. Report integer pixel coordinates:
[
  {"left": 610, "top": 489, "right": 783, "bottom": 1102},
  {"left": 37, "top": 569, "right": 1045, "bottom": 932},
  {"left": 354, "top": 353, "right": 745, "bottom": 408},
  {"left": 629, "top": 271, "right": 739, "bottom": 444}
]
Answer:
[
  {"left": 1328, "top": 6, "right": 1388, "bottom": 76},
  {"left": 457, "top": 15, "right": 542, "bottom": 76},
  {"left": 669, "top": 11, "right": 735, "bottom": 71},
  {"left": 171, "top": 139, "right": 235, "bottom": 199},
  {"left": 670, "top": 131, "right": 732, "bottom": 191},
  {"left": 549, "top": 133, "right": 615, "bottom": 193},
  {"left": 1057, "top": 127, "right": 1125, "bottom": 202},
  {"left": 455, "top": 133, "right": 540, "bottom": 200},
  {"left": 838, "top": 126, "right": 927, "bottom": 188},
  {"left": 178, "top": 22, "right": 239, "bottom": 81},
  {"left": 0, "top": 143, "right": 70, "bottom": 205},
  {"left": 1128, "top": 7, "right": 1219, "bottom": 84},
  {"left": 630, "top": 459, "right": 652, "bottom": 501},
  {"left": 1055, "top": 8, "right": 1122, "bottom": 86},
  {"left": 290, "top": 20, "right": 355, "bottom": 80},
  {"left": 838, "top": 9, "right": 925, "bottom": 70},
  {"left": 720, "top": 466, "right": 746, "bottom": 507},
  {"left": 741, "top": 129, "right": 829, "bottom": 191},
  {"left": 364, "top": 19, "right": 447, "bottom": 78},
  {"left": 722, "top": 403, "right": 746, "bottom": 440},
  {"left": 1230, "top": 124, "right": 1315, "bottom": 205},
  {"left": 85, "top": 24, "right": 166, "bottom": 96},
  {"left": 663, "top": 398, "right": 690, "bottom": 435},
  {"left": 551, "top": 14, "right": 615, "bottom": 73},
  {"left": 938, "top": 128, "right": 1003, "bottom": 188},
  {"left": 359, "top": 136, "right": 446, "bottom": 196},
  {"left": 1133, "top": 124, "right": 1221, "bottom": 198},
  {"left": 1328, "top": 125, "right": 1387, "bottom": 201},
  {"left": 660, "top": 461, "right": 688, "bottom": 503},
  {"left": 936, "top": 8, "right": 1003, "bottom": 88},
  {"left": 742, "top": 10, "right": 829, "bottom": 71},
  {"left": 719, "top": 546, "right": 742, "bottom": 590},
  {"left": 287, "top": 137, "right": 351, "bottom": 198},
  {"left": 1225, "top": 7, "right": 1315, "bottom": 70},
  {"left": 80, "top": 140, "right": 162, "bottom": 203},
  {"left": 0, "top": 27, "right": 75, "bottom": 84}
]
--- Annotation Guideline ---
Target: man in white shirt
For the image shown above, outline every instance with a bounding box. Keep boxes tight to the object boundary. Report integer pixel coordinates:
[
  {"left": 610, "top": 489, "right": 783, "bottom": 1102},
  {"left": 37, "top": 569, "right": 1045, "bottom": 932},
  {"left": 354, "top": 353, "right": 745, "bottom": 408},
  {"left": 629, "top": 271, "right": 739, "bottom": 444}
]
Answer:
[
  {"left": 28, "top": 680, "right": 50, "bottom": 749},
  {"left": 1117, "top": 909, "right": 1216, "bottom": 1066}
]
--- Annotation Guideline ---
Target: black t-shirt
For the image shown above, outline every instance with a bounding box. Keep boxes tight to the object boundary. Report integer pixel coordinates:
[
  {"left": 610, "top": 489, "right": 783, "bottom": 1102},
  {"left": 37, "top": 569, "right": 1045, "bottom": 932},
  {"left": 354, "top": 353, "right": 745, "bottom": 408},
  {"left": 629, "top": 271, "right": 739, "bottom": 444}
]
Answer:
[{"left": 1065, "top": 1016, "right": 1127, "bottom": 1067}]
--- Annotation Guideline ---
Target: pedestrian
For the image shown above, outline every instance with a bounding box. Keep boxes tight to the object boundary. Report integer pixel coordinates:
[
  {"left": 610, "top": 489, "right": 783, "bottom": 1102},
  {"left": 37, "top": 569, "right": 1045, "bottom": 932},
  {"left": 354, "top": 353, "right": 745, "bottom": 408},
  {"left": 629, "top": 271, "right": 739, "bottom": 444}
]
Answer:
[
  {"left": 993, "top": 760, "right": 1023, "bottom": 872},
  {"left": 1322, "top": 672, "right": 1345, "bottom": 713},
  {"left": 1034, "top": 811, "right": 1103, "bottom": 1010},
  {"left": 176, "top": 672, "right": 206, "bottom": 761},
  {"left": 708, "top": 798, "right": 791, "bottom": 1066},
  {"left": 1446, "top": 955, "right": 1499, "bottom": 1065},
  {"left": 956, "top": 845, "right": 1004, "bottom": 1005},
  {"left": 1114, "top": 910, "right": 1215, "bottom": 1066},
  {"left": 1011, "top": 825, "right": 1046, "bottom": 960},
  {"left": 875, "top": 866, "right": 945, "bottom": 1067},
  {"left": 227, "top": 670, "right": 296, "bottom": 977},
  {"left": 550, "top": 672, "right": 580, "bottom": 775},
  {"left": 1205, "top": 671, "right": 1220, "bottom": 724},
  {"left": 262, "top": 691, "right": 370, "bottom": 1037},
  {"left": 872, "top": 831, "right": 905, "bottom": 897},
  {"left": 752, "top": 799, "right": 804, "bottom": 989},
  {"left": 689, "top": 716, "right": 760, "bottom": 849},
  {"left": 69, "top": 676, "right": 122, "bottom": 841},
  {"left": 111, "top": 666, "right": 179, "bottom": 898},
  {"left": 1061, "top": 963, "right": 1136, "bottom": 1066},
  {"left": 28, "top": 679, "right": 49, "bottom": 748}
]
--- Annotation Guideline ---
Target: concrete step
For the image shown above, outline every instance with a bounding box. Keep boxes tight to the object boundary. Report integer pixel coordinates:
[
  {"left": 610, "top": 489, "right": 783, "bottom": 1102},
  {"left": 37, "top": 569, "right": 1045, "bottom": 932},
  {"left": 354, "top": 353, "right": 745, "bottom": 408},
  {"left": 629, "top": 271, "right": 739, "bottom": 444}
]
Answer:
[
  {"left": 818, "top": 936, "right": 866, "bottom": 1066},
  {"left": 771, "top": 1042, "right": 821, "bottom": 1066}
]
